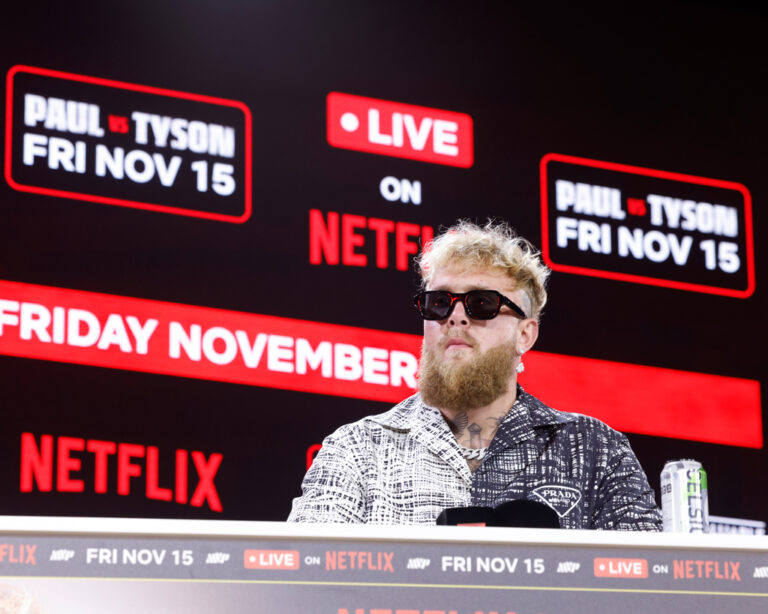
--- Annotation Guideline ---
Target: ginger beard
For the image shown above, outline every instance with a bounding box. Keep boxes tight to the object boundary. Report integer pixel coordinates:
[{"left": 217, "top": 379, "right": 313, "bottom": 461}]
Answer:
[{"left": 418, "top": 334, "right": 519, "bottom": 412}]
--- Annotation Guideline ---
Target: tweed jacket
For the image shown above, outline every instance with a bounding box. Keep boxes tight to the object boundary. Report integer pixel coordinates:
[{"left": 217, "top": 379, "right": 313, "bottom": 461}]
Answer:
[{"left": 288, "top": 388, "right": 662, "bottom": 530}]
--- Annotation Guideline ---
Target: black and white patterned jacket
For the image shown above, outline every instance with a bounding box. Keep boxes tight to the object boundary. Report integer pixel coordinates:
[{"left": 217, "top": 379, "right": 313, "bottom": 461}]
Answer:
[{"left": 288, "top": 388, "right": 663, "bottom": 530}]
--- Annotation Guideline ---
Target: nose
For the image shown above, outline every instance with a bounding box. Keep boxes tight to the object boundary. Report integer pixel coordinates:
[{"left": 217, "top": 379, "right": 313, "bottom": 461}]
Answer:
[{"left": 448, "top": 299, "right": 470, "bottom": 327}]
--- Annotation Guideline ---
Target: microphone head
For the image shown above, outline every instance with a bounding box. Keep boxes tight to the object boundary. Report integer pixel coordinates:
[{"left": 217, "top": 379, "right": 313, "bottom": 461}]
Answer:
[
  {"left": 490, "top": 499, "right": 561, "bottom": 528},
  {"left": 436, "top": 506, "right": 494, "bottom": 526}
]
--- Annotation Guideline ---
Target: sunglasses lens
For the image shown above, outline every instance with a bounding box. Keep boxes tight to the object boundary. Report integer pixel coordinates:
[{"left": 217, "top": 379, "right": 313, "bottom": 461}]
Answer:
[
  {"left": 422, "top": 292, "right": 452, "bottom": 319},
  {"left": 465, "top": 291, "right": 500, "bottom": 319}
]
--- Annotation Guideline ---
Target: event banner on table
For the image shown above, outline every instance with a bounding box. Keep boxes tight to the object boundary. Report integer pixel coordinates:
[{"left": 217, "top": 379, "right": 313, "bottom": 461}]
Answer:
[{"left": 1, "top": 533, "right": 767, "bottom": 613}]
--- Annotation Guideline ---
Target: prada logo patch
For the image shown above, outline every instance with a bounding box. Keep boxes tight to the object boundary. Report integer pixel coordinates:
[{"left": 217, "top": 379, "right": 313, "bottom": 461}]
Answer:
[{"left": 532, "top": 485, "right": 582, "bottom": 517}]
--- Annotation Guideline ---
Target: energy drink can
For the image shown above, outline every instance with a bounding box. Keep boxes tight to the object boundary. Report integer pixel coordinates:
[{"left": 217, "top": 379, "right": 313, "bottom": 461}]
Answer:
[{"left": 660, "top": 459, "right": 709, "bottom": 533}]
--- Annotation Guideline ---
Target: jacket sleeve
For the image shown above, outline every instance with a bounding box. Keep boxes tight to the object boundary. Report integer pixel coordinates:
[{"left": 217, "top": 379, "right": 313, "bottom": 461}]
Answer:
[
  {"left": 287, "top": 427, "right": 367, "bottom": 523},
  {"left": 591, "top": 432, "right": 663, "bottom": 531}
]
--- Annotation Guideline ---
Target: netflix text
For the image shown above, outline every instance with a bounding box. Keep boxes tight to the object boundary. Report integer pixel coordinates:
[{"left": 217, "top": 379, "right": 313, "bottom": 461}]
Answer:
[
  {"left": 309, "top": 209, "right": 434, "bottom": 270},
  {"left": 0, "top": 544, "right": 36, "bottom": 565},
  {"left": 325, "top": 551, "right": 394, "bottom": 572},
  {"left": 20, "top": 433, "right": 223, "bottom": 512},
  {"left": 673, "top": 560, "right": 741, "bottom": 581}
]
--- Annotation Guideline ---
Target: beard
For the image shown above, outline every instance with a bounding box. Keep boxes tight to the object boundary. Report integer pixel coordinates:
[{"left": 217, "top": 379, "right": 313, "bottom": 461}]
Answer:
[{"left": 418, "top": 335, "right": 518, "bottom": 412}]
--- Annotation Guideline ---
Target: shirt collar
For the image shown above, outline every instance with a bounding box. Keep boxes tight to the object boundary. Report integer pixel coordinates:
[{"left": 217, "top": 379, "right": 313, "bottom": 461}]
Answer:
[
  {"left": 368, "top": 394, "right": 424, "bottom": 430},
  {"left": 369, "top": 394, "right": 473, "bottom": 484},
  {"left": 370, "top": 387, "right": 577, "bottom": 435},
  {"left": 368, "top": 388, "right": 578, "bottom": 485}
]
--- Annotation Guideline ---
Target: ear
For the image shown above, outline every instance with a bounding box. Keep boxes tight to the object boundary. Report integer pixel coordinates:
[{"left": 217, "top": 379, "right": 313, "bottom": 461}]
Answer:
[{"left": 516, "top": 318, "right": 539, "bottom": 355}]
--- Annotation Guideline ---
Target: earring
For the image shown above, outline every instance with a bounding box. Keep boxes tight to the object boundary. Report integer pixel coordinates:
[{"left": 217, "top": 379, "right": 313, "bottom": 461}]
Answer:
[{"left": 515, "top": 361, "right": 525, "bottom": 374}]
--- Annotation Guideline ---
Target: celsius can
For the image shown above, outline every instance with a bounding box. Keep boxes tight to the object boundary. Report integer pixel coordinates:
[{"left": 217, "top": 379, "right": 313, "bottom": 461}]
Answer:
[{"left": 661, "top": 459, "right": 709, "bottom": 533}]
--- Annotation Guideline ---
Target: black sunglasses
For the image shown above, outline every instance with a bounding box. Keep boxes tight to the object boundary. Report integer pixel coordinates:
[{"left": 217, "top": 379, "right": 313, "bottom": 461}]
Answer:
[{"left": 413, "top": 290, "right": 527, "bottom": 320}]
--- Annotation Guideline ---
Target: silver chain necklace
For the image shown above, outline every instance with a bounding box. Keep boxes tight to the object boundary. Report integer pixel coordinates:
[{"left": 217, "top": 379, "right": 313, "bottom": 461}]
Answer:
[{"left": 457, "top": 444, "right": 488, "bottom": 461}]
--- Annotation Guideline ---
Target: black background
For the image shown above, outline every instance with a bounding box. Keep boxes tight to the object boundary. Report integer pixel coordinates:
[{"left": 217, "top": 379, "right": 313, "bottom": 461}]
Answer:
[{"left": 0, "top": 2, "right": 764, "bottom": 523}]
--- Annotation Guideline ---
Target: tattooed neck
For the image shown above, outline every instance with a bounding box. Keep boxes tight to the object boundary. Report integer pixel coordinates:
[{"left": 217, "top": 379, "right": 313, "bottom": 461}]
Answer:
[
  {"left": 447, "top": 411, "right": 469, "bottom": 436},
  {"left": 487, "top": 415, "right": 506, "bottom": 429},
  {"left": 444, "top": 404, "right": 512, "bottom": 454},
  {"left": 467, "top": 423, "right": 482, "bottom": 448}
]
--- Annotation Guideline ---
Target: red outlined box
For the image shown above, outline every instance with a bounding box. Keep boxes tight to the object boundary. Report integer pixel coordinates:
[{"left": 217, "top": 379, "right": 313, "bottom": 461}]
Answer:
[
  {"left": 5, "top": 65, "right": 252, "bottom": 223},
  {"left": 540, "top": 153, "right": 755, "bottom": 298},
  {"left": 243, "top": 549, "right": 300, "bottom": 570},
  {"left": 327, "top": 92, "right": 473, "bottom": 168},
  {"left": 594, "top": 558, "right": 648, "bottom": 578}
]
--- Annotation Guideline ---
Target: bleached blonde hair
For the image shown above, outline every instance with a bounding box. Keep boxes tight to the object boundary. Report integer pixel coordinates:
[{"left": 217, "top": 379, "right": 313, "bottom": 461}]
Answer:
[{"left": 416, "top": 220, "right": 550, "bottom": 321}]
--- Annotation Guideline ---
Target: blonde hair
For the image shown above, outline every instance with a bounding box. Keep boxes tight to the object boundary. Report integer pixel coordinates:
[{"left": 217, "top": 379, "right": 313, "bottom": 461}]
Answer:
[{"left": 416, "top": 220, "right": 550, "bottom": 321}]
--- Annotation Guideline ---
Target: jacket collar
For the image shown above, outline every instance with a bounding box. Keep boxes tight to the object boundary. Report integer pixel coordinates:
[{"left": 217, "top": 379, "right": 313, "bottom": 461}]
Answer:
[
  {"left": 370, "top": 387, "right": 577, "bottom": 435},
  {"left": 368, "top": 388, "right": 579, "bottom": 485},
  {"left": 369, "top": 394, "right": 472, "bottom": 483}
]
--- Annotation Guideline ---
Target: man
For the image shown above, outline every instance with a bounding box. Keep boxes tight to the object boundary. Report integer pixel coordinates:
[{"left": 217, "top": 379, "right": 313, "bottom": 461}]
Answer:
[{"left": 288, "top": 220, "right": 662, "bottom": 530}]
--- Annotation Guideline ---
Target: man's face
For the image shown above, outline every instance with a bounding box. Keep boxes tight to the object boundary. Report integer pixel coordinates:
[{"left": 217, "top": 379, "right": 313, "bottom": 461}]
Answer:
[
  {"left": 418, "top": 266, "right": 538, "bottom": 411},
  {"left": 422, "top": 266, "right": 531, "bottom": 363}
]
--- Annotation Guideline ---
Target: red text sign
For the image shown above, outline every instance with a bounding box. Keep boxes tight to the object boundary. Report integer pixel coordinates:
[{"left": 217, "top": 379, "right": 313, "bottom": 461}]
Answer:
[
  {"left": 327, "top": 92, "right": 473, "bottom": 167},
  {"left": 325, "top": 551, "right": 394, "bottom": 572},
  {"left": 0, "top": 544, "right": 36, "bottom": 565},
  {"left": 19, "top": 433, "right": 223, "bottom": 511},
  {"left": 594, "top": 558, "right": 648, "bottom": 578},
  {"left": 0, "top": 279, "right": 760, "bottom": 446},
  {"left": 0, "top": 279, "right": 420, "bottom": 403},
  {"left": 672, "top": 559, "right": 741, "bottom": 581},
  {"left": 244, "top": 549, "right": 300, "bottom": 570},
  {"left": 309, "top": 209, "right": 434, "bottom": 270}
]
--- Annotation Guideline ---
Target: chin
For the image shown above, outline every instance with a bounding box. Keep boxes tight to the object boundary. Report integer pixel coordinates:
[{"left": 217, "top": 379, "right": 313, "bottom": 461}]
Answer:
[
  {"left": 444, "top": 346, "right": 470, "bottom": 355},
  {"left": 443, "top": 350, "right": 472, "bottom": 362}
]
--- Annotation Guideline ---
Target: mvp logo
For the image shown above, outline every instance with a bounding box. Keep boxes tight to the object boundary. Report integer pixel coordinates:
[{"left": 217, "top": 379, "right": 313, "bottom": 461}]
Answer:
[
  {"left": 327, "top": 92, "right": 473, "bottom": 167},
  {"left": 406, "top": 557, "right": 430, "bottom": 570},
  {"left": 557, "top": 561, "right": 581, "bottom": 573},
  {"left": 531, "top": 485, "right": 581, "bottom": 517},
  {"left": 205, "top": 552, "right": 230, "bottom": 564},
  {"left": 49, "top": 549, "right": 75, "bottom": 562}
]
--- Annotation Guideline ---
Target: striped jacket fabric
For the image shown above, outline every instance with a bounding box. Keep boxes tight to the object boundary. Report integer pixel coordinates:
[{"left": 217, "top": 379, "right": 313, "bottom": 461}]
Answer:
[{"left": 288, "top": 388, "right": 663, "bottom": 530}]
